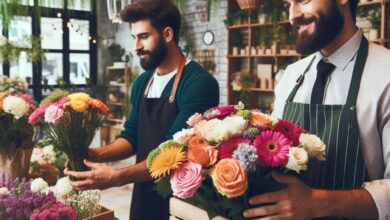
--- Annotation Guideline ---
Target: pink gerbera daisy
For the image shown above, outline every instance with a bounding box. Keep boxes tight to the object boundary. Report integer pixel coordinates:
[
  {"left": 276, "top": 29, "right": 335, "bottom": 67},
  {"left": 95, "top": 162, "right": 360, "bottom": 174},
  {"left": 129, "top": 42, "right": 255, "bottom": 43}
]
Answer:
[
  {"left": 253, "top": 130, "right": 291, "bottom": 167},
  {"left": 274, "top": 119, "right": 302, "bottom": 146},
  {"left": 218, "top": 137, "right": 251, "bottom": 159}
]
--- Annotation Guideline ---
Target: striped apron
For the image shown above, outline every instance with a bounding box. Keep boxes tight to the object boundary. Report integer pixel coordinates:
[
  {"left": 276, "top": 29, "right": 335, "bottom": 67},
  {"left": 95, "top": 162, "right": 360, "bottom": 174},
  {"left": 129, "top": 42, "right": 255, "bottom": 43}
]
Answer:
[{"left": 282, "top": 37, "right": 370, "bottom": 219}]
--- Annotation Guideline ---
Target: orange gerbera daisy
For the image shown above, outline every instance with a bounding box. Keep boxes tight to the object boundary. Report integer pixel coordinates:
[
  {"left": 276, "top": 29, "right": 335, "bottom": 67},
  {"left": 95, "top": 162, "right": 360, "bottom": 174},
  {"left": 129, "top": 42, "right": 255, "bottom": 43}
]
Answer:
[
  {"left": 149, "top": 146, "right": 186, "bottom": 179},
  {"left": 89, "top": 99, "right": 109, "bottom": 114}
]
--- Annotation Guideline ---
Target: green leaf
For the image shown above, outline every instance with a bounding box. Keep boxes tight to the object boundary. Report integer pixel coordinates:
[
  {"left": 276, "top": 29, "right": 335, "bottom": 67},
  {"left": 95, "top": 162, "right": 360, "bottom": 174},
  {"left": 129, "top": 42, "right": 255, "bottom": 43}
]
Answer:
[{"left": 154, "top": 176, "right": 172, "bottom": 198}]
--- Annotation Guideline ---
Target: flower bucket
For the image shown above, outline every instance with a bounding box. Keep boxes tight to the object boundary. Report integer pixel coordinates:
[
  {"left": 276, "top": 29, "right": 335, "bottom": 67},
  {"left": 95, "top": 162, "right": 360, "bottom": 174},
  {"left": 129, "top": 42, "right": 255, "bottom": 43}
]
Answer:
[
  {"left": 29, "top": 164, "right": 60, "bottom": 185},
  {"left": 236, "top": 0, "right": 261, "bottom": 10},
  {"left": 85, "top": 206, "right": 115, "bottom": 220},
  {"left": 0, "top": 147, "right": 33, "bottom": 179}
]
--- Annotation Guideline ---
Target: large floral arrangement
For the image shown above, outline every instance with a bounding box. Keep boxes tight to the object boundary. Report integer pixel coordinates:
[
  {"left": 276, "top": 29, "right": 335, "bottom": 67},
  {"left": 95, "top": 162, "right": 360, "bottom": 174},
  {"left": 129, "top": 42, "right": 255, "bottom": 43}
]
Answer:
[
  {"left": 0, "top": 173, "right": 76, "bottom": 220},
  {"left": 28, "top": 91, "right": 109, "bottom": 173},
  {"left": 0, "top": 91, "right": 36, "bottom": 155},
  {"left": 146, "top": 103, "right": 326, "bottom": 219}
]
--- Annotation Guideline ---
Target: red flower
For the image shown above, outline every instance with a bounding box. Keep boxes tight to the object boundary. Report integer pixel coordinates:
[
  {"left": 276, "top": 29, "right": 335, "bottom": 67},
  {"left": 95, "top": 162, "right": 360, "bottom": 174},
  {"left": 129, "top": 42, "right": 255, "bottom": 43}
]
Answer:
[
  {"left": 218, "top": 137, "right": 251, "bottom": 159},
  {"left": 204, "top": 105, "right": 235, "bottom": 120},
  {"left": 274, "top": 119, "right": 302, "bottom": 146}
]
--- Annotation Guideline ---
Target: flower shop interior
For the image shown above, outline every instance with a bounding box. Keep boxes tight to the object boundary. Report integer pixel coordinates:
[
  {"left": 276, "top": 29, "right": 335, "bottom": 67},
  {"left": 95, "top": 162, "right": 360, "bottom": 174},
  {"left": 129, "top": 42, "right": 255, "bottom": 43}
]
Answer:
[{"left": 1, "top": 0, "right": 389, "bottom": 219}]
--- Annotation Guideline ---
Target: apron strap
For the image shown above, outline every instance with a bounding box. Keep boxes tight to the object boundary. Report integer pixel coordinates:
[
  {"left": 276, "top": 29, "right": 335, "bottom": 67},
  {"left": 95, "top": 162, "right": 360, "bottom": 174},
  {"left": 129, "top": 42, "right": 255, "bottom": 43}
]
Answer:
[
  {"left": 286, "top": 56, "right": 316, "bottom": 103},
  {"left": 169, "top": 56, "right": 186, "bottom": 103},
  {"left": 143, "top": 56, "right": 187, "bottom": 104},
  {"left": 345, "top": 37, "right": 369, "bottom": 107}
]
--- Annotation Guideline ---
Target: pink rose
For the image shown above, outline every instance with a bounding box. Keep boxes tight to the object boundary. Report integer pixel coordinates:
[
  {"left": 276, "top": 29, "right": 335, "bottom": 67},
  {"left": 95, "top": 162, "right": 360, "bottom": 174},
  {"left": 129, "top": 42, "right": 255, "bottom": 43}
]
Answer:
[
  {"left": 170, "top": 162, "right": 204, "bottom": 199},
  {"left": 44, "top": 105, "right": 64, "bottom": 123},
  {"left": 186, "top": 113, "right": 203, "bottom": 127}
]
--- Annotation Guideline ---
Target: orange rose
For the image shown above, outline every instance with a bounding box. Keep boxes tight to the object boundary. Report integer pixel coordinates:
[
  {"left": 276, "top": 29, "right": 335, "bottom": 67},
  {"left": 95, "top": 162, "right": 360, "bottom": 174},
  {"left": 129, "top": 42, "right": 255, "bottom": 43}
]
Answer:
[
  {"left": 250, "top": 111, "right": 273, "bottom": 128},
  {"left": 209, "top": 159, "right": 247, "bottom": 198},
  {"left": 89, "top": 99, "right": 109, "bottom": 114},
  {"left": 188, "top": 145, "right": 218, "bottom": 167}
]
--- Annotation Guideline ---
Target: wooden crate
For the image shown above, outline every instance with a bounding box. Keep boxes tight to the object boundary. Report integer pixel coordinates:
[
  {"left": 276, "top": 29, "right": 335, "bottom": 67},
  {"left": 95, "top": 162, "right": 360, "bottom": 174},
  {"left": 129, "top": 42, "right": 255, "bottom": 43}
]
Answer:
[
  {"left": 170, "top": 198, "right": 227, "bottom": 220},
  {"left": 86, "top": 206, "right": 115, "bottom": 220}
]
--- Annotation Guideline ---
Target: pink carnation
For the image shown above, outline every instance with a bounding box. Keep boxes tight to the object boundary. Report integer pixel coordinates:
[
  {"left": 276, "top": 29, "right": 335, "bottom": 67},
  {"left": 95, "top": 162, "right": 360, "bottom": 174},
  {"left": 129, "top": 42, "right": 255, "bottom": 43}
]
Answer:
[
  {"left": 44, "top": 105, "right": 64, "bottom": 124},
  {"left": 28, "top": 105, "right": 48, "bottom": 125},
  {"left": 186, "top": 113, "right": 203, "bottom": 127},
  {"left": 204, "top": 105, "right": 235, "bottom": 120},
  {"left": 170, "top": 162, "right": 204, "bottom": 199},
  {"left": 254, "top": 130, "right": 291, "bottom": 167},
  {"left": 54, "top": 97, "right": 70, "bottom": 108},
  {"left": 30, "top": 202, "right": 76, "bottom": 220},
  {"left": 218, "top": 137, "right": 251, "bottom": 159}
]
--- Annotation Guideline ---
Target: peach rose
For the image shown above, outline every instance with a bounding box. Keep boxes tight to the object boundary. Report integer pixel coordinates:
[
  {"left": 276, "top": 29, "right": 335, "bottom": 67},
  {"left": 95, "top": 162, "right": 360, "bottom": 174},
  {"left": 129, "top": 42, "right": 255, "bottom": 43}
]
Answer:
[
  {"left": 209, "top": 159, "right": 247, "bottom": 198},
  {"left": 186, "top": 113, "right": 203, "bottom": 127},
  {"left": 250, "top": 111, "right": 273, "bottom": 128},
  {"left": 188, "top": 145, "right": 218, "bottom": 167}
]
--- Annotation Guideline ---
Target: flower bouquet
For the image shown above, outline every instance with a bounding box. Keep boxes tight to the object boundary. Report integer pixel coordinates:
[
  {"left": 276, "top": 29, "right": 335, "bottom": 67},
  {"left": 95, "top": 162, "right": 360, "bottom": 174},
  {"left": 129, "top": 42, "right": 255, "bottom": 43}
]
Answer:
[
  {"left": 146, "top": 103, "right": 326, "bottom": 219},
  {"left": 0, "top": 76, "right": 36, "bottom": 178},
  {"left": 28, "top": 91, "right": 109, "bottom": 173}
]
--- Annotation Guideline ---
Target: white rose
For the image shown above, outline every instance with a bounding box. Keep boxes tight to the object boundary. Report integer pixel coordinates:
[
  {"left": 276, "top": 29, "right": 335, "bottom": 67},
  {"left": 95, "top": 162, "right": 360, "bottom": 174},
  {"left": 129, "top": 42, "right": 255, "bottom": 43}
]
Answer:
[
  {"left": 2, "top": 95, "right": 30, "bottom": 119},
  {"left": 31, "top": 178, "right": 49, "bottom": 193},
  {"left": 205, "top": 116, "right": 248, "bottom": 143},
  {"left": 55, "top": 177, "right": 73, "bottom": 198},
  {"left": 31, "top": 148, "right": 44, "bottom": 163},
  {"left": 286, "top": 147, "right": 309, "bottom": 173},
  {"left": 0, "top": 35, "right": 7, "bottom": 46},
  {"left": 0, "top": 187, "right": 10, "bottom": 195},
  {"left": 173, "top": 128, "right": 195, "bottom": 144},
  {"left": 299, "top": 133, "right": 326, "bottom": 161}
]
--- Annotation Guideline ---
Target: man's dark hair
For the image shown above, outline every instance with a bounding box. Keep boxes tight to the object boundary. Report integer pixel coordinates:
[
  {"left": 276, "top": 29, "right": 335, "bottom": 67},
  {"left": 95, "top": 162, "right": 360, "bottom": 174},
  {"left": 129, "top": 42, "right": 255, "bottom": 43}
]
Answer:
[
  {"left": 120, "top": 0, "right": 181, "bottom": 44},
  {"left": 349, "top": 0, "right": 358, "bottom": 21}
]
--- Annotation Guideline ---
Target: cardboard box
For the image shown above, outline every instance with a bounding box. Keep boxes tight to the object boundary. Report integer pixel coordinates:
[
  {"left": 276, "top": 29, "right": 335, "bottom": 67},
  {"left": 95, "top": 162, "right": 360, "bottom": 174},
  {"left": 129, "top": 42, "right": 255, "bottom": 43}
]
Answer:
[
  {"left": 86, "top": 206, "right": 115, "bottom": 220},
  {"left": 170, "top": 197, "right": 227, "bottom": 220}
]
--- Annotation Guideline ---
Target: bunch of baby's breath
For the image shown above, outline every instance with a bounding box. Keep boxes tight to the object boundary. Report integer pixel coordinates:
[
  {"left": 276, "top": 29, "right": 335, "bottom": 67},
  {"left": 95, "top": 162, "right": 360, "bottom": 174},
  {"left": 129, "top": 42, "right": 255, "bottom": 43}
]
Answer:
[{"left": 68, "top": 190, "right": 101, "bottom": 220}]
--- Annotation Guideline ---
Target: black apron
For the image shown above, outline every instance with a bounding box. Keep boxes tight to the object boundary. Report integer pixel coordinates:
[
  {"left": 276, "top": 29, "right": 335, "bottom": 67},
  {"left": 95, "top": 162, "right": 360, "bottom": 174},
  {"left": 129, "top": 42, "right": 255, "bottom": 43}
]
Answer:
[
  {"left": 130, "top": 57, "right": 187, "bottom": 220},
  {"left": 282, "top": 37, "right": 370, "bottom": 219}
]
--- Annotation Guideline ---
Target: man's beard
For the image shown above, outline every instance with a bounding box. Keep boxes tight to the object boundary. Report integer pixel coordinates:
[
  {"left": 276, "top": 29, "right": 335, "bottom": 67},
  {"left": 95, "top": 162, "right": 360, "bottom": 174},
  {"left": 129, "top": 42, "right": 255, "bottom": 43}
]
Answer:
[
  {"left": 138, "top": 37, "right": 168, "bottom": 71},
  {"left": 294, "top": 2, "right": 344, "bottom": 55}
]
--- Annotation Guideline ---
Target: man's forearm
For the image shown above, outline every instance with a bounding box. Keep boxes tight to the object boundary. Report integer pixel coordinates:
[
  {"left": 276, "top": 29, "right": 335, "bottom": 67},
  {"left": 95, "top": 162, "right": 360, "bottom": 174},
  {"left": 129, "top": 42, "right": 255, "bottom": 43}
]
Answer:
[
  {"left": 117, "top": 160, "right": 152, "bottom": 185},
  {"left": 94, "top": 138, "right": 134, "bottom": 162},
  {"left": 313, "top": 188, "right": 378, "bottom": 219}
]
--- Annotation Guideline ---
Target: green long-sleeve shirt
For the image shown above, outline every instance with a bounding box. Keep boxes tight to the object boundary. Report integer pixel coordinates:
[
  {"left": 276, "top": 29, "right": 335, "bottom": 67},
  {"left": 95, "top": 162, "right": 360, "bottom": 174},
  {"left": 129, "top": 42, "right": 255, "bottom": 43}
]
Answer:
[{"left": 117, "top": 60, "right": 220, "bottom": 152}]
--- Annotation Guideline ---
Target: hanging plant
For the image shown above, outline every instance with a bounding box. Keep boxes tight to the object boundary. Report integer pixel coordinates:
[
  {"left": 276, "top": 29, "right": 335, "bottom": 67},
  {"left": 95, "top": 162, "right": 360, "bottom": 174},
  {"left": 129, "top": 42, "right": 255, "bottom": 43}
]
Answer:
[{"left": 0, "top": 35, "right": 45, "bottom": 64}]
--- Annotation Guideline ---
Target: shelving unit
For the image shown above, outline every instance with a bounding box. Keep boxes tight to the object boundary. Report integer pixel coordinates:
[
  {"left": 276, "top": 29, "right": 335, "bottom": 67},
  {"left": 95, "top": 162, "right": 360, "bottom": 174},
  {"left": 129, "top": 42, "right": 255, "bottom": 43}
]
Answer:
[
  {"left": 100, "top": 65, "right": 132, "bottom": 145},
  {"left": 226, "top": 0, "right": 389, "bottom": 112}
]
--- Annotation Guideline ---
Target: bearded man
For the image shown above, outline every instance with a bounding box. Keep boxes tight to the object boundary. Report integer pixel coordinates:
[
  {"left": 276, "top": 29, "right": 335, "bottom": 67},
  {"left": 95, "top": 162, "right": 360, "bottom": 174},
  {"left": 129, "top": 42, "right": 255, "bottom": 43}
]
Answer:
[
  {"left": 244, "top": 0, "right": 390, "bottom": 219},
  {"left": 65, "top": 1, "right": 219, "bottom": 219}
]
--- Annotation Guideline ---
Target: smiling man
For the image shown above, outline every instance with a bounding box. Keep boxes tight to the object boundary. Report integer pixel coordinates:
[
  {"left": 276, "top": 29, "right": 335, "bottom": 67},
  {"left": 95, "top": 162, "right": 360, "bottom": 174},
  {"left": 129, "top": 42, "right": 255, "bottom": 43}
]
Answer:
[
  {"left": 65, "top": 0, "right": 219, "bottom": 219},
  {"left": 244, "top": 0, "right": 390, "bottom": 219}
]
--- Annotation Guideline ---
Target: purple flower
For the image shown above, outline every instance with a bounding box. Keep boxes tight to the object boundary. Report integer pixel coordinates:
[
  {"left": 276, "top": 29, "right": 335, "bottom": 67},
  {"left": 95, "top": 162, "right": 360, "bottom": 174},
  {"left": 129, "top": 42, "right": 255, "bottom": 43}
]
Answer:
[{"left": 232, "top": 143, "right": 258, "bottom": 172}]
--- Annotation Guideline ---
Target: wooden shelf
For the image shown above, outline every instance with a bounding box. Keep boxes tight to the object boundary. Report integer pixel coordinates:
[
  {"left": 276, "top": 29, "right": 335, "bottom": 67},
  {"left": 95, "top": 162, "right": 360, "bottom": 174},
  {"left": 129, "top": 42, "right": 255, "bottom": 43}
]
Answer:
[
  {"left": 250, "top": 20, "right": 290, "bottom": 27},
  {"left": 228, "top": 53, "right": 300, "bottom": 58},
  {"left": 108, "top": 82, "right": 126, "bottom": 86},
  {"left": 358, "top": 0, "right": 388, "bottom": 7},
  {"left": 107, "top": 66, "right": 131, "bottom": 70},
  {"left": 248, "top": 88, "right": 274, "bottom": 93},
  {"left": 107, "top": 102, "right": 124, "bottom": 106}
]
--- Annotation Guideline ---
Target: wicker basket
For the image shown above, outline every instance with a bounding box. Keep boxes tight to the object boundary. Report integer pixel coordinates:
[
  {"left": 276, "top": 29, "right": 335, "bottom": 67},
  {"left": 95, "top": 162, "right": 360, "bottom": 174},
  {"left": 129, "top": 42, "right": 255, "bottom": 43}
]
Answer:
[{"left": 236, "top": 0, "right": 261, "bottom": 10}]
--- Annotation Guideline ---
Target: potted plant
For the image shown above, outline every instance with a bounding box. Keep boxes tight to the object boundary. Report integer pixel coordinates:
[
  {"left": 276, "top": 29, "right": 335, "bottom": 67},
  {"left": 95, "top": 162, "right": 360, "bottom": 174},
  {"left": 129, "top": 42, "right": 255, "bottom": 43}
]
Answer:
[
  {"left": 367, "top": 9, "right": 380, "bottom": 41},
  {"left": 108, "top": 43, "right": 127, "bottom": 67}
]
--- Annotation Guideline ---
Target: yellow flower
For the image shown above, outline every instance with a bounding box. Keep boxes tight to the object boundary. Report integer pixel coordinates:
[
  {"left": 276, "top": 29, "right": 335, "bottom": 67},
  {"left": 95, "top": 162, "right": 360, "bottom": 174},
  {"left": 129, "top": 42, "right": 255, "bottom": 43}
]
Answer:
[
  {"left": 67, "top": 92, "right": 91, "bottom": 102},
  {"left": 70, "top": 99, "right": 88, "bottom": 112},
  {"left": 67, "top": 92, "right": 91, "bottom": 112},
  {"left": 149, "top": 146, "right": 186, "bottom": 179}
]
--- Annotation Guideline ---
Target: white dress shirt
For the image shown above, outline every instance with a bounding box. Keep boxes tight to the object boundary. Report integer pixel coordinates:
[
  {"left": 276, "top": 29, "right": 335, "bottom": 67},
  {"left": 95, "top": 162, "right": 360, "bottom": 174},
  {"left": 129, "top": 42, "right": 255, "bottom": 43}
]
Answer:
[{"left": 272, "top": 30, "right": 390, "bottom": 219}]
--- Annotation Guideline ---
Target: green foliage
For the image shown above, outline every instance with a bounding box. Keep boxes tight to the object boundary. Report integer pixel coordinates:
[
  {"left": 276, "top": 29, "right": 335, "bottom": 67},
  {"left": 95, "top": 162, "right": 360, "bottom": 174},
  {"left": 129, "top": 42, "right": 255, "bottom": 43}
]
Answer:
[
  {"left": 236, "top": 110, "right": 252, "bottom": 120},
  {"left": 367, "top": 9, "right": 380, "bottom": 29},
  {"left": 0, "top": 36, "right": 45, "bottom": 64},
  {"left": 155, "top": 176, "right": 173, "bottom": 199},
  {"left": 108, "top": 43, "right": 126, "bottom": 62},
  {"left": 40, "top": 90, "right": 69, "bottom": 107},
  {"left": 0, "top": 112, "right": 33, "bottom": 154}
]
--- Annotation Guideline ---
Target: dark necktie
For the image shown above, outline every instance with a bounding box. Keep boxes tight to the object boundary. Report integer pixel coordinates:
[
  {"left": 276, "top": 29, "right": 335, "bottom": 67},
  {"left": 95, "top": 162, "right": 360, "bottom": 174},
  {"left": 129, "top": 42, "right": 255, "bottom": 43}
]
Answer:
[{"left": 310, "top": 59, "right": 335, "bottom": 104}]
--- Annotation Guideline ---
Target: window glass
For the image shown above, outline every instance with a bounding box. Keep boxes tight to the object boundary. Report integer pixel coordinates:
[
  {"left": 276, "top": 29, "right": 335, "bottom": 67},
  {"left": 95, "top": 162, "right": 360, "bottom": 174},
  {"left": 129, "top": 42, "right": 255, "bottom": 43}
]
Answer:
[
  {"left": 39, "top": 0, "right": 63, "bottom": 8},
  {"left": 41, "top": 17, "right": 63, "bottom": 49},
  {"left": 10, "top": 52, "right": 33, "bottom": 85},
  {"left": 68, "top": 0, "right": 91, "bottom": 11},
  {"left": 69, "top": 53, "right": 90, "bottom": 85},
  {"left": 42, "top": 53, "right": 63, "bottom": 85},
  {"left": 69, "top": 19, "right": 89, "bottom": 50},
  {"left": 9, "top": 16, "right": 32, "bottom": 44}
]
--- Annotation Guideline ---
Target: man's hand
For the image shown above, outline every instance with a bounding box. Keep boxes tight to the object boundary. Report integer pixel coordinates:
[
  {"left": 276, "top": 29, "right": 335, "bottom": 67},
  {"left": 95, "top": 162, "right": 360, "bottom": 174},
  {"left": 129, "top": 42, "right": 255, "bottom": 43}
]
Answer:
[
  {"left": 65, "top": 160, "right": 122, "bottom": 190},
  {"left": 243, "top": 172, "right": 317, "bottom": 220}
]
